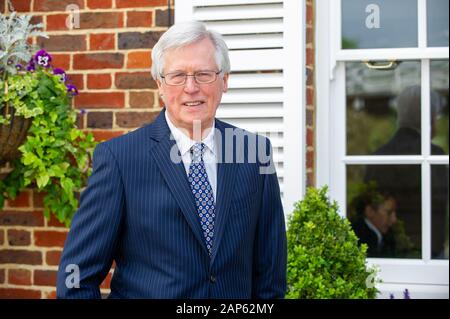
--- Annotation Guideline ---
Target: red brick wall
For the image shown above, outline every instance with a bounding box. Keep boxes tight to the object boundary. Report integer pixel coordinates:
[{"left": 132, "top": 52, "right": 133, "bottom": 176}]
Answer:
[
  {"left": 0, "top": 0, "right": 173, "bottom": 299},
  {"left": 305, "top": 0, "right": 316, "bottom": 188}
]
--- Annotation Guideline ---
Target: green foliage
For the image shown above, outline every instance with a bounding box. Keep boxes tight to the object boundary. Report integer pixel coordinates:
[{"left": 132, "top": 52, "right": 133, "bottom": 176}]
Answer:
[
  {"left": 0, "top": 67, "right": 97, "bottom": 226},
  {"left": 0, "top": 11, "right": 96, "bottom": 227},
  {"left": 286, "top": 186, "right": 379, "bottom": 299}
]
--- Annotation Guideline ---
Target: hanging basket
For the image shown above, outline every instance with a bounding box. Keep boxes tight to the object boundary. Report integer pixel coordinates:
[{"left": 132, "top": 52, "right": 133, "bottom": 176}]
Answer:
[
  {"left": 0, "top": 111, "right": 32, "bottom": 167},
  {"left": 0, "top": 81, "right": 32, "bottom": 169}
]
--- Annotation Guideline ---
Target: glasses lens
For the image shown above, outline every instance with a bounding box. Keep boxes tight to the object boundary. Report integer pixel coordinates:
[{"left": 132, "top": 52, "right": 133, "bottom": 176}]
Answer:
[
  {"left": 166, "top": 73, "right": 186, "bottom": 85},
  {"left": 195, "top": 71, "right": 215, "bottom": 83}
]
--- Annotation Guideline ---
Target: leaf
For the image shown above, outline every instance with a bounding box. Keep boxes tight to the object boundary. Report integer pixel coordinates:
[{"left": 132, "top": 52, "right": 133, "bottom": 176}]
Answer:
[{"left": 36, "top": 173, "right": 50, "bottom": 189}]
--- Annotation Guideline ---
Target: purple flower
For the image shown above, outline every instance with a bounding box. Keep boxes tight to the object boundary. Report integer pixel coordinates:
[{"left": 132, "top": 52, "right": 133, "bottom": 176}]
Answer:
[
  {"left": 403, "top": 289, "right": 410, "bottom": 299},
  {"left": 34, "top": 49, "right": 52, "bottom": 68},
  {"left": 79, "top": 109, "right": 87, "bottom": 115},
  {"left": 15, "top": 64, "right": 23, "bottom": 71},
  {"left": 66, "top": 84, "right": 79, "bottom": 97},
  {"left": 26, "top": 59, "right": 36, "bottom": 72},
  {"left": 389, "top": 293, "right": 395, "bottom": 299},
  {"left": 53, "top": 68, "right": 67, "bottom": 83}
]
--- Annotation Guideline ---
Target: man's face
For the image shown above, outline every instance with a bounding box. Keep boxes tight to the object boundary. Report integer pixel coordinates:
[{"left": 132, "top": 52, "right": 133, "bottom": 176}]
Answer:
[
  {"left": 157, "top": 37, "right": 229, "bottom": 137},
  {"left": 369, "top": 197, "right": 398, "bottom": 234}
]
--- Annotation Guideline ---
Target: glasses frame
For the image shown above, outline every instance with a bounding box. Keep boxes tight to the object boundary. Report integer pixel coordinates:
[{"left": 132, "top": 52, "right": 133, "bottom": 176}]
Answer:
[{"left": 160, "top": 70, "right": 222, "bottom": 86}]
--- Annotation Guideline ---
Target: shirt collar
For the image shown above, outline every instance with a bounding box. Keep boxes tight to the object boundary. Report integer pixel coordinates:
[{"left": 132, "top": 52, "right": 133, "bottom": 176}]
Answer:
[{"left": 165, "top": 110, "right": 216, "bottom": 156}]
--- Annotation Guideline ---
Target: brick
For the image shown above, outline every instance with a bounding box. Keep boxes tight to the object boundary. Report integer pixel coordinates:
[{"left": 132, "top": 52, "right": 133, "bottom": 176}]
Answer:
[
  {"left": 87, "top": 0, "right": 112, "bottom": 9},
  {"left": 119, "top": 31, "right": 163, "bottom": 50},
  {"left": 306, "top": 128, "right": 314, "bottom": 148},
  {"left": 51, "top": 54, "right": 71, "bottom": 71},
  {"left": 34, "top": 269, "right": 57, "bottom": 287},
  {"left": 0, "top": 288, "right": 41, "bottom": 299},
  {"left": 43, "top": 290, "right": 57, "bottom": 299},
  {"left": 75, "top": 93, "right": 125, "bottom": 109},
  {"left": 306, "top": 47, "right": 314, "bottom": 66},
  {"left": 306, "top": 108, "right": 314, "bottom": 127},
  {"left": 30, "top": 16, "right": 43, "bottom": 25},
  {"left": 0, "top": 1, "right": 4, "bottom": 13},
  {"left": 46, "top": 14, "right": 69, "bottom": 31},
  {"left": 130, "top": 91, "right": 155, "bottom": 108},
  {"left": 307, "top": 172, "right": 315, "bottom": 188},
  {"left": 45, "top": 250, "right": 62, "bottom": 266},
  {"left": 0, "top": 250, "right": 42, "bottom": 265},
  {"left": 33, "top": 192, "right": 45, "bottom": 208},
  {"left": 8, "top": 229, "right": 31, "bottom": 246},
  {"left": 306, "top": 150, "right": 314, "bottom": 170},
  {"left": 80, "top": 12, "right": 124, "bottom": 29},
  {"left": 8, "top": 269, "right": 32, "bottom": 285},
  {"left": 115, "top": 72, "right": 157, "bottom": 89},
  {"left": 90, "top": 33, "right": 115, "bottom": 51},
  {"left": 306, "top": 67, "right": 314, "bottom": 86},
  {"left": 87, "top": 74, "right": 112, "bottom": 90},
  {"left": 0, "top": 269, "right": 4, "bottom": 284},
  {"left": 127, "top": 51, "right": 152, "bottom": 69},
  {"left": 47, "top": 215, "right": 67, "bottom": 228},
  {"left": 6, "top": 191, "right": 30, "bottom": 208},
  {"left": 73, "top": 53, "right": 124, "bottom": 70},
  {"left": 66, "top": 73, "right": 84, "bottom": 90},
  {"left": 92, "top": 130, "right": 125, "bottom": 142},
  {"left": 306, "top": 87, "right": 314, "bottom": 107},
  {"left": 116, "top": 0, "right": 167, "bottom": 8},
  {"left": 127, "top": 11, "right": 153, "bottom": 28},
  {"left": 155, "top": 9, "right": 174, "bottom": 27},
  {"left": 0, "top": 229, "right": 4, "bottom": 245},
  {"left": 87, "top": 112, "right": 113, "bottom": 129},
  {"left": 116, "top": 111, "right": 159, "bottom": 128},
  {"left": 34, "top": 0, "right": 84, "bottom": 11},
  {"left": 9, "top": 0, "right": 31, "bottom": 12},
  {"left": 0, "top": 211, "right": 45, "bottom": 227},
  {"left": 34, "top": 231, "right": 67, "bottom": 247},
  {"left": 38, "top": 35, "right": 87, "bottom": 52}
]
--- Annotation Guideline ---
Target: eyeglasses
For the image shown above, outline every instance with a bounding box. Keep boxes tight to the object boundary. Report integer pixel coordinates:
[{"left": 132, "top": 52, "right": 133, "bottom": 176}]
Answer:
[{"left": 161, "top": 70, "right": 222, "bottom": 86}]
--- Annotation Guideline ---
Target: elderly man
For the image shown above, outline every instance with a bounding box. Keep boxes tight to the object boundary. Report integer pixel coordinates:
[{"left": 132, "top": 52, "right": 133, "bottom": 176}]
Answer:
[{"left": 56, "top": 21, "right": 287, "bottom": 298}]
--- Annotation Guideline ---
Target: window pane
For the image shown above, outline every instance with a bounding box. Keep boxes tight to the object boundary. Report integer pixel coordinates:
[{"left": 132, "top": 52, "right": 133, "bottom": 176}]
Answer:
[
  {"left": 431, "top": 60, "right": 449, "bottom": 155},
  {"left": 427, "top": 0, "right": 449, "bottom": 47},
  {"left": 346, "top": 61, "right": 421, "bottom": 155},
  {"left": 342, "top": 0, "right": 418, "bottom": 49},
  {"left": 347, "top": 165, "right": 422, "bottom": 259},
  {"left": 431, "top": 165, "right": 449, "bottom": 259}
]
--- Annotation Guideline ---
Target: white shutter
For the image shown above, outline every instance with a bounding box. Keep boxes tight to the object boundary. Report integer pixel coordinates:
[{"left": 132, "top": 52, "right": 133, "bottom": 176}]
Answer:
[{"left": 175, "top": 0, "right": 305, "bottom": 214}]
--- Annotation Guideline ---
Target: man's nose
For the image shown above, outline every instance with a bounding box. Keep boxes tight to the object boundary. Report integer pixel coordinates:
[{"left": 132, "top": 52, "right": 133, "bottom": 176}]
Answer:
[{"left": 184, "top": 76, "right": 200, "bottom": 93}]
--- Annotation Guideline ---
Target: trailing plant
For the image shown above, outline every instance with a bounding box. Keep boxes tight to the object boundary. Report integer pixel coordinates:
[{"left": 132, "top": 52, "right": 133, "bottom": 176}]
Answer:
[
  {"left": 0, "top": 10, "right": 97, "bottom": 226},
  {"left": 286, "top": 186, "right": 380, "bottom": 299}
]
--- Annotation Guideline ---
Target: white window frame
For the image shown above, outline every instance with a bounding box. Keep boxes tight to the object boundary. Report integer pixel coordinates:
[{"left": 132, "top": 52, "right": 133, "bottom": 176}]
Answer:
[{"left": 317, "top": 0, "right": 449, "bottom": 298}]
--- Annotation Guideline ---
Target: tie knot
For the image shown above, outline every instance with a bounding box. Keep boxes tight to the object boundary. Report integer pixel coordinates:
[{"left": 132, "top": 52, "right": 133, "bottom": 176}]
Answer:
[{"left": 190, "top": 142, "right": 206, "bottom": 161}]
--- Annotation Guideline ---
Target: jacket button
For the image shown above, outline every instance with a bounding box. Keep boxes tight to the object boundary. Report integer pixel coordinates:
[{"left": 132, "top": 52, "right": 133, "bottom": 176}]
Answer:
[{"left": 210, "top": 275, "right": 216, "bottom": 283}]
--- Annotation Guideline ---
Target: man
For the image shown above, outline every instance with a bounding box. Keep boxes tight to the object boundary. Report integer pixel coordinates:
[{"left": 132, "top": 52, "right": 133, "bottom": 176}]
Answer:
[
  {"left": 350, "top": 186, "right": 398, "bottom": 257},
  {"left": 56, "top": 21, "right": 287, "bottom": 298},
  {"left": 365, "top": 86, "right": 449, "bottom": 258}
]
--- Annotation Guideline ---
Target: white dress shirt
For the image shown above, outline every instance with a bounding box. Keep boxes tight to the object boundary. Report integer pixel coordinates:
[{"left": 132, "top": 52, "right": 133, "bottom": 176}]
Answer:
[{"left": 165, "top": 111, "right": 218, "bottom": 201}]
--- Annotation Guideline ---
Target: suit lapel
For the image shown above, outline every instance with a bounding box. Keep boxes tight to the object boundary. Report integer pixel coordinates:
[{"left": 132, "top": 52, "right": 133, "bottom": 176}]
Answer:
[
  {"left": 210, "top": 120, "right": 237, "bottom": 264},
  {"left": 149, "top": 111, "right": 209, "bottom": 254}
]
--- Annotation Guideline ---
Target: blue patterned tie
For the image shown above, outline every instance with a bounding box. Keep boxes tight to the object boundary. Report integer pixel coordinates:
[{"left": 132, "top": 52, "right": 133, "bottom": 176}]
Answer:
[{"left": 188, "top": 143, "right": 216, "bottom": 255}]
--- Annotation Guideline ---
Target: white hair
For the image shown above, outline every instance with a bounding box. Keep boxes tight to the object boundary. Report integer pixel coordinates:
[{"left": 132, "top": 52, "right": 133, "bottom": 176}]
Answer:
[
  {"left": 396, "top": 85, "right": 442, "bottom": 132},
  {"left": 151, "top": 21, "right": 230, "bottom": 81}
]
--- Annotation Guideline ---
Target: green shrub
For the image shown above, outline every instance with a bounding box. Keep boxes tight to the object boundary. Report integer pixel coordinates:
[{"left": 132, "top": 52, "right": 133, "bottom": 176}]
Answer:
[{"left": 286, "top": 186, "right": 379, "bottom": 299}]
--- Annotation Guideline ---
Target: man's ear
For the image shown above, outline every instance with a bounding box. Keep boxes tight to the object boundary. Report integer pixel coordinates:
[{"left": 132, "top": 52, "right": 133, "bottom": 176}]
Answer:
[{"left": 222, "top": 73, "right": 229, "bottom": 93}]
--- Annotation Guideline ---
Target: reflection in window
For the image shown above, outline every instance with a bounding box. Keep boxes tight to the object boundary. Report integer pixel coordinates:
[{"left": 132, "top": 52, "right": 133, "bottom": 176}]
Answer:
[
  {"left": 427, "top": 0, "right": 449, "bottom": 47},
  {"left": 347, "top": 165, "right": 421, "bottom": 259},
  {"left": 431, "top": 165, "right": 449, "bottom": 259},
  {"left": 346, "top": 61, "right": 421, "bottom": 155},
  {"left": 431, "top": 60, "right": 449, "bottom": 155},
  {"left": 342, "top": 0, "right": 418, "bottom": 49}
]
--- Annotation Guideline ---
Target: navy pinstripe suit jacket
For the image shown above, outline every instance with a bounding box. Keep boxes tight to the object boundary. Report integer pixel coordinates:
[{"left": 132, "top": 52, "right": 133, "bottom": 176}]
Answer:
[{"left": 56, "top": 110, "right": 287, "bottom": 299}]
